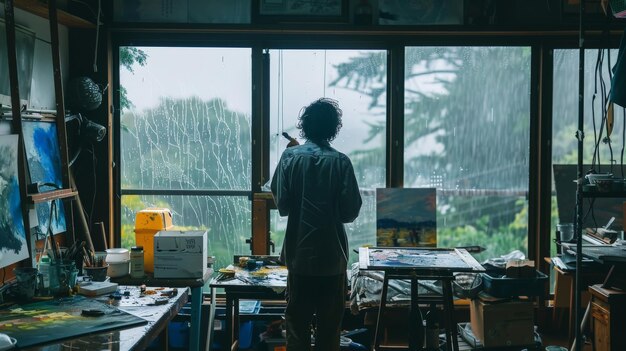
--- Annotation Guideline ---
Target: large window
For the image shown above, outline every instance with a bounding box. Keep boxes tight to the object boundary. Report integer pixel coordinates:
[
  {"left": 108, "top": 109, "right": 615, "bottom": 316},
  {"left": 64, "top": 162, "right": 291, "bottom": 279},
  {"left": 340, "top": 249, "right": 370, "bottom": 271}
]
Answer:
[
  {"left": 403, "top": 47, "right": 532, "bottom": 261},
  {"left": 268, "top": 49, "right": 387, "bottom": 263},
  {"left": 119, "top": 47, "right": 252, "bottom": 270},
  {"left": 551, "top": 49, "right": 624, "bottom": 254}
]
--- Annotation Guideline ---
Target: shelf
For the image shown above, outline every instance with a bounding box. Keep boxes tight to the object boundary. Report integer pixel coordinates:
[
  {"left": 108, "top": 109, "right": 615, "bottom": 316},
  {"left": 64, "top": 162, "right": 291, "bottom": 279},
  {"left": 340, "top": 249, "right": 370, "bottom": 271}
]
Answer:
[
  {"left": 582, "top": 190, "right": 626, "bottom": 198},
  {"left": 15, "top": 0, "right": 95, "bottom": 28},
  {"left": 28, "top": 188, "right": 77, "bottom": 204},
  {"left": 253, "top": 192, "right": 274, "bottom": 200}
]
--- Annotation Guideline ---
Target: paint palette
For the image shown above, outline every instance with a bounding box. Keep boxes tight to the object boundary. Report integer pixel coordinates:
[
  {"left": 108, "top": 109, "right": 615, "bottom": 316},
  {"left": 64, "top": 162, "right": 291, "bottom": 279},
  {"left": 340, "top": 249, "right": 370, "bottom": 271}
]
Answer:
[{"left": 0, "top": 296, "right": 146, "bottom": 348}]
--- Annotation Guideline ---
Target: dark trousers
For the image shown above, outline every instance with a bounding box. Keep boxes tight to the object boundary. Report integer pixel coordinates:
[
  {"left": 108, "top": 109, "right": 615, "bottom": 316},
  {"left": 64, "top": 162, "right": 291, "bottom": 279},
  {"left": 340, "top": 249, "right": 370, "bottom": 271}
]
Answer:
[{"left": 285, "top": 272, "right": 346, "bottom": 351}]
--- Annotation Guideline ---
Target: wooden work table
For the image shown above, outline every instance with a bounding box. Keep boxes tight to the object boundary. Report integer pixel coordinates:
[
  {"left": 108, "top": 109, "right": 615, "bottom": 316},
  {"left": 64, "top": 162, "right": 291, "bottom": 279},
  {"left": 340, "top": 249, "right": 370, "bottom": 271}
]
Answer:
[
  {"left": 111, "top": 269, "right": 213, "bottom": 351},
  {"left": 5, "top": 285, "right": 188, "bottom": 351},
  {"left": 208, "top": 256, "right": 286, "bottom": 351}
]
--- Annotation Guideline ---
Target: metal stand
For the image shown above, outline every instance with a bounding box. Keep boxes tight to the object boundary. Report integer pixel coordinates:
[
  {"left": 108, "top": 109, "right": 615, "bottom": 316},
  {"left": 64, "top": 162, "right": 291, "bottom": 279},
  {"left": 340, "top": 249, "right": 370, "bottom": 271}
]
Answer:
[{"left": 574, "top": 1, "right": 586, "bottom": 351}]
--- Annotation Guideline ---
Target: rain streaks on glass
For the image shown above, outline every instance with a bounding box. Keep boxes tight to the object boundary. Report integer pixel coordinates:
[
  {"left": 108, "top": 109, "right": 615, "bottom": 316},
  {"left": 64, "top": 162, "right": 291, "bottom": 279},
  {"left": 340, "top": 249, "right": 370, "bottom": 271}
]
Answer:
[
  {"left": 119, "top": 47, "right": 252, "bottom": 265},
  {"left": 404, "top": 46, "right": 531, "bottom": 261}
]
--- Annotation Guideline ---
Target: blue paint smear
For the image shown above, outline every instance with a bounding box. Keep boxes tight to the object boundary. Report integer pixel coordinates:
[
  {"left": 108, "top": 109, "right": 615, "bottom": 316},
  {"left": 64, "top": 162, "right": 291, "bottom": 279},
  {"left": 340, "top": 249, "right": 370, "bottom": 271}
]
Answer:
[
  {"left": 8, "top": 176, "right": 26, "bottom": 244},
  {"left": 36, "top": 200, "right": 67, "bottom": 235},
  {"left": 31, "top": 125, "right": 63, "bottom": 187}
]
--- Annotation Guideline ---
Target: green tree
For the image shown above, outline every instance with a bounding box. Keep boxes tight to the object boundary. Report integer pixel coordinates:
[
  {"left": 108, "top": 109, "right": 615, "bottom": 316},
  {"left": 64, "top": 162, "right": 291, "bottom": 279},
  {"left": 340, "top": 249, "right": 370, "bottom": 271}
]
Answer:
[
  {"left": 120, "top": 96, "right": 251, "bottom": 270},
  {"left": 119, "top": 47, "right": 148, "bottom": 112},
  {"left": 331, "top": 47, "right": 532, "bottom": 259}
]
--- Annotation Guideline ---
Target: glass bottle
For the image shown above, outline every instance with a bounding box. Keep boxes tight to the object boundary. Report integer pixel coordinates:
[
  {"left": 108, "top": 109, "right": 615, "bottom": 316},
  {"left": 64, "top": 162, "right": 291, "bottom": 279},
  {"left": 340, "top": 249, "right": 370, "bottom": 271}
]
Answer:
[{"left": 130, "top": 246, "right": 145, "bottom": 278}]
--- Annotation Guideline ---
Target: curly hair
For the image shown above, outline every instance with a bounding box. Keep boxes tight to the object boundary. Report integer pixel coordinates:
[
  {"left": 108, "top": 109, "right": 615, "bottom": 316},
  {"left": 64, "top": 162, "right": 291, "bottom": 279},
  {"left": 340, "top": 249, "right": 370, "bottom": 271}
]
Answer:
[{"left": 296, "top": 98, "right": 343, "bottom": 143}]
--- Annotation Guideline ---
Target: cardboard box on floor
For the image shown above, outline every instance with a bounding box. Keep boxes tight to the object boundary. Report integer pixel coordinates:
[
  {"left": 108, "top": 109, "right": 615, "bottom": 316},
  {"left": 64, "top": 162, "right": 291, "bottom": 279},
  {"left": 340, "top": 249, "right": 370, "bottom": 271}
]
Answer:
[{"left": 470, "top": 298, "right": 534, "bottom": 348}]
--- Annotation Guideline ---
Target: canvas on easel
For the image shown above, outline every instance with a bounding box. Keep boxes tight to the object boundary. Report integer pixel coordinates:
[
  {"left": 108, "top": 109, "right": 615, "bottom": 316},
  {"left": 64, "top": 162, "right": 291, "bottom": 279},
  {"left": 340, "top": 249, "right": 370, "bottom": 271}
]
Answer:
[
  {"left": 0, "top": 134, "right": 29, "bottom": 268},
  {"left": 376, "top": 188, "right": 436, "bottom": 247},
  {"left": 21, "top": 120, "right": 67, "bottom": 236}
]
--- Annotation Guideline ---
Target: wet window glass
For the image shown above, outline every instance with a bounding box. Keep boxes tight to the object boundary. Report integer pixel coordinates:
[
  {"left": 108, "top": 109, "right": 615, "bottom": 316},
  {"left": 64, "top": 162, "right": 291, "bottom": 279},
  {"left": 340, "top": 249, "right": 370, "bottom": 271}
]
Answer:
[
  {"left": 119, "top": 47, "right": 252, "bottom": 267},
  {"left": 404, "top": 47, "right": 531, "bottom": 261},
  {"left": 268, "top": 49, "right": 387, "bottom": 264}
]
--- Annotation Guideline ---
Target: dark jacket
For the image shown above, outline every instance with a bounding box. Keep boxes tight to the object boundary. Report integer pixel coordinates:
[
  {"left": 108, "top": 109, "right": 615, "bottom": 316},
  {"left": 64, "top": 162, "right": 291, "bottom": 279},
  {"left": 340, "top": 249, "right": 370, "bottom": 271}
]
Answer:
[{"left": 271, "top": 141, "right": 362, "bottom": 276}]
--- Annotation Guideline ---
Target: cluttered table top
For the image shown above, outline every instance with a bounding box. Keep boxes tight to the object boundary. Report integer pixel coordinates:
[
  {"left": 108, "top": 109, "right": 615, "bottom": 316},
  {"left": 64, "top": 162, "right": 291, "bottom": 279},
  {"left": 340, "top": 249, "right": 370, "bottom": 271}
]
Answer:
[
  {"left": 0, "top": 285, "right": 187, "bottom": 351},
  {"left": 209, "top": 256, "right": 287, "bottom": 292},
  {"left": 358, "top": 247, "right": 485, "bottom": 273}
]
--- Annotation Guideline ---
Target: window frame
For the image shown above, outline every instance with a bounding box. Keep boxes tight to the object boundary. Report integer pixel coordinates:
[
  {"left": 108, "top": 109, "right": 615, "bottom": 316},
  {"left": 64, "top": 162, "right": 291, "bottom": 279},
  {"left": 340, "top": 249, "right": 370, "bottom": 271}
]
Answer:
[{"left": 110, "top": 30, "right": 621, "bottom": 281}]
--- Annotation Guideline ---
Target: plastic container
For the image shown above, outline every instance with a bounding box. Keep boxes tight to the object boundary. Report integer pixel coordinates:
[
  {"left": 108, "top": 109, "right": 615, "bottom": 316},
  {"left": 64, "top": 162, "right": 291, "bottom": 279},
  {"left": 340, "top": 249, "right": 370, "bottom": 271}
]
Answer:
[
  {"left": 481, "top": 270, "right": 548, "bottom": 298},
  {"left": 106, "top": 248, "right": 130, "bottom": 263},
  {"left": 108, "top": 260, "right": 130, "bottom": 278},
  {"left": 168, "top": 321, "right": 190, "bottom": 349},
  {"left": 134, "top": 208, "right": 173, "bottom": 273},
  {"left": 557, "top": 223, "right": 575, "bottom": 242}
]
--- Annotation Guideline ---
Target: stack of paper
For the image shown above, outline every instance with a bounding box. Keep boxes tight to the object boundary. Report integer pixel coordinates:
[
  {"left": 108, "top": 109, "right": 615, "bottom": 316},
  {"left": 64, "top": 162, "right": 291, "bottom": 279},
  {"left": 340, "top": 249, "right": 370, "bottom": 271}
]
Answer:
[{"left": 77, "top": 281, "right": 119, "bottom": 296}]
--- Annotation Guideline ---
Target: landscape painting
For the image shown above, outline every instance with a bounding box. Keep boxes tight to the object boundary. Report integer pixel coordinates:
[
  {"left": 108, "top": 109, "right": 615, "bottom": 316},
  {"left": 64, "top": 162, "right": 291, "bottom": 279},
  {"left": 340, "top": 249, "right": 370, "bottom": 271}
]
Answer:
[
  {"left": 22, "top": 120, "right": 66, "bottom": 235},
  {"left": 376, "top": 188, "right": 436, "bottom": 247},
  {"left": 0, "top": 134, "right": 29, "bottom": 268}
]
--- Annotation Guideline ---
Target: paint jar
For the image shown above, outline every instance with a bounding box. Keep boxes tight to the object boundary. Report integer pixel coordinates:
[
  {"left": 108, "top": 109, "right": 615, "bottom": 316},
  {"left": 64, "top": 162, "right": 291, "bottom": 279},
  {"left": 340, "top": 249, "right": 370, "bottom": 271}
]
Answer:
[
  {"left": 247, "top": 259, "right": 259, "bottom": 271},
  {"left": 49, "top": 261, "right": 76, "bottom": 297},
  {"left": 130, "top": 246, "right": 145, "bottom": 278},
  {"left": 84, "top": 265, "right": 109, "bottom": 282},
  {"left": 38, "top": 255, "right": 51, "bottom": 293},
  {"left": 106, "top": 248, "right": 130, "bottom": 263},
  {"left": 12, "top": 267, "right": 38, "bottom": 301},
  {"left": 557, "top": 223, "right": 575, "bottom": 243}
]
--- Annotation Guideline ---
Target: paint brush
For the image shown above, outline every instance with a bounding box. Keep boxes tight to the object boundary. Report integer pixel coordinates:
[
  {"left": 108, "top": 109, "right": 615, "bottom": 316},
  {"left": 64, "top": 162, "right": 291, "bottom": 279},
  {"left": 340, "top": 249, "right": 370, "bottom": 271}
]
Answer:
[
  {"left": 54, "top": 239, "right": 62, "bottom": 260},
  {"left": 47, "top": 235, "right": 57, "bottom": 260},
  {"left": 82, "top": 247, "right": 92, "bottom": 267}
]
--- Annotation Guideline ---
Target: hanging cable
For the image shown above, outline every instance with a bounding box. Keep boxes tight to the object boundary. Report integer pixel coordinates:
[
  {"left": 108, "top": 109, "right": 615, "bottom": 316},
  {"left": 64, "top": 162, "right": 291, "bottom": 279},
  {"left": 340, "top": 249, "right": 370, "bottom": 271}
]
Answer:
[
  {"left": 600, "top": 49, "right": 614, "bottom": 172},
  {"left": 280, "top": 50, "right": 284, "bottom": 137},
  {"left": 591, "top": 49, "right": 601, "bottom": 168},
  {"left": 621, "top": 106, "right": 625, "bottom": 178},
  {"left": 89, "top": 143, "right": 98, "bottom": 227},
  {"left": 93, "top": 0, "right": 101, "bottom": 72},
  {"left": 275, "top": 50, "right": 284, "bottom": 163}
]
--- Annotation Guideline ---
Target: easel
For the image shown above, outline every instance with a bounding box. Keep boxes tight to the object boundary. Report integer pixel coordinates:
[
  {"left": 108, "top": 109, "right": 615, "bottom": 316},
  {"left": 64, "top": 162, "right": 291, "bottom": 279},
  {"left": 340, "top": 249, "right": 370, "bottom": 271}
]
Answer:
[
  {"left": 359, "top": 247, "right": 484, "bottom": 351},
  {"left": 3, "top": 0, "right": 94, "bottom": 273}
]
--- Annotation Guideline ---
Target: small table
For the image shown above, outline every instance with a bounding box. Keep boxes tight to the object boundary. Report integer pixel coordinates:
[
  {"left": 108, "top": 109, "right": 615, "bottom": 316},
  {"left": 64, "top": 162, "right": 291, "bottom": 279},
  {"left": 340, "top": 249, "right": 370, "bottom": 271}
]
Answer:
[
  {"left": 359, "top": 247, "right": 484, "bottom": 351},
  {"left": 208, "top": 256, "right": 287, "bottom": 351},
  {"left": 16, "top": 285, "right": 188, "bottom": 350},
  {"left": 545, "top": 257, "right": 606, "bottom": 342},
  {"left": 111, "top": 269, "right": 212, "bottom": 351},
  {"left": 579, "top": 246, "right": 626, "bottom": 290}
]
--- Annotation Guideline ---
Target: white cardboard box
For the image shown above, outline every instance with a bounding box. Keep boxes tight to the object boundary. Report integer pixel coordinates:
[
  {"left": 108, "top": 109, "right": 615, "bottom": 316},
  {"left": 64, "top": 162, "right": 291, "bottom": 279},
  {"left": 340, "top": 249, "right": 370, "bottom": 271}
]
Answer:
[{"left": 154, "top": 230, "right": 207, "bottom": 278}]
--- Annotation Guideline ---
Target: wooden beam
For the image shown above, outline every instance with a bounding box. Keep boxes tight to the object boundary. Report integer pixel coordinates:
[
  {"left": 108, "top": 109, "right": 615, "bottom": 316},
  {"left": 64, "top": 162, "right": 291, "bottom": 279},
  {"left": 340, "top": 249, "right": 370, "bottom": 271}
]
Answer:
[
  {"left": 252, "top": 198, "right": 269, "bottom": 254},
  {"left": 15, "top": 0, "right": 95, "bottom": 28}
]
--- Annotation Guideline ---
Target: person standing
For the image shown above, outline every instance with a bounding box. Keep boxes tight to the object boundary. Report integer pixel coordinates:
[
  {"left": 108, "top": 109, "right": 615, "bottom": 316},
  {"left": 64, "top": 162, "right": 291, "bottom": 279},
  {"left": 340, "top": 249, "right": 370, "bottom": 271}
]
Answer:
[{"left": 271, "top": 98, "right": 362, "bottom": 351}]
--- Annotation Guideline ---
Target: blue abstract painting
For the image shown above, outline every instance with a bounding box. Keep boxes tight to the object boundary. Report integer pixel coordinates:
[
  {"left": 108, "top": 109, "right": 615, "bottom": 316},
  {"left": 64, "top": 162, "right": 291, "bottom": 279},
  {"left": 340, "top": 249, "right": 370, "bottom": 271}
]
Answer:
[
  {"left": 22, "top": 120, "right": 67, "bottom": 235},
  {"left": 0, "top": 134, "right": 29, "bottom": 268},
  {"left": 376, "top": 188, "right": 437, "bottom": 247}
]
